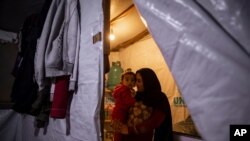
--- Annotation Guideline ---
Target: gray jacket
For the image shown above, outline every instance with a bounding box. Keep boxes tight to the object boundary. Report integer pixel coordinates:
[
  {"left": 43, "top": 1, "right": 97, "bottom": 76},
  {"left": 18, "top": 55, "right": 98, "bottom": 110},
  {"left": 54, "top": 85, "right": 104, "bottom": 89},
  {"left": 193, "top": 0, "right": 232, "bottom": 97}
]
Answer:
[
  {"left": 34, "top": 0, "right": 62, "bottom": 90},
  {"left": 63, "top": 0, "right": 80, "bottom": 91},
  {"left": 44, "top": 0, "right": 66, "bottom": 77},
  {"left": 35, "top": 0, "right": 80, "bottom": 91}
]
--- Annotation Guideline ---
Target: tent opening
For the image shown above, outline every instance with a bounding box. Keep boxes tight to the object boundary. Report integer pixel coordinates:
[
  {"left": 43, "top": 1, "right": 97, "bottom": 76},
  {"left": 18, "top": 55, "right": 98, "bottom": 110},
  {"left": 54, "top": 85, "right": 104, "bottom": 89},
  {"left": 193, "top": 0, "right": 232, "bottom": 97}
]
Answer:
[{"left": 103, "top": 0, "right": 201, "bottom": 140}]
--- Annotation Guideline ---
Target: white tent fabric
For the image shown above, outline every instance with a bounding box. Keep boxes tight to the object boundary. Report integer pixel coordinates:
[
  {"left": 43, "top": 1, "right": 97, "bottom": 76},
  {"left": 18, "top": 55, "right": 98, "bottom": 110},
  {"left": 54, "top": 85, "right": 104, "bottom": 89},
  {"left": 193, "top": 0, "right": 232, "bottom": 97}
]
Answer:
[
  {"left": 0, "top": 0, "right": 104, "bottom": 141},
  {"left": 0, "top": 29, "right": 17, "bottom": 43},
  {"left": 195, "top": 0, "right": 250, "bottom": 55},
  {"left": 1, "top": 0, "right": 250, "bottom": 141},
  {"left": 133, "top": 0, "right": 250, "bottom": 141}
]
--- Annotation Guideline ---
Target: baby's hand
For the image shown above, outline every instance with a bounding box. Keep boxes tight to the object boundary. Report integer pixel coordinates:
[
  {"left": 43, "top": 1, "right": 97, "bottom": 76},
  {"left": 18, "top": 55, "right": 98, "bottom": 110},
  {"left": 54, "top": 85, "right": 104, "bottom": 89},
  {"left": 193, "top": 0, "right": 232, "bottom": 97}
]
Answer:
[
  {"left": 111, "top": 120, "right": 128, "bottom": 134},
  {"left": 131, "top": 89, "right": 136, "bottom": 97}
]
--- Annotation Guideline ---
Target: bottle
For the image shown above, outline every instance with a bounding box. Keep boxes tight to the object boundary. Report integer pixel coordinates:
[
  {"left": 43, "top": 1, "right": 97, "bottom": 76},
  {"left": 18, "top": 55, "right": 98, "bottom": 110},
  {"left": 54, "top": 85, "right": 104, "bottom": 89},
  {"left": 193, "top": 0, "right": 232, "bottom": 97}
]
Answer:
[{"left": 107, "top": 61, "right": 123, "bottom": 90}]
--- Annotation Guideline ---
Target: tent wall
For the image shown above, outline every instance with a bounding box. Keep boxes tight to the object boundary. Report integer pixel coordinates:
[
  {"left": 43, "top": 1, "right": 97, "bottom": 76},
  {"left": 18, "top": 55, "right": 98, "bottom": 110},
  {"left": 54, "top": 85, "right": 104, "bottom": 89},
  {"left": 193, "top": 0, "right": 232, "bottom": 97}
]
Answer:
[
  {"left": 0, "top": 42, "right": 18, "bottom": 103},
  {"left": 0, "top": 0, "right": 45, "bottom": 32},
  {"left": 1, "top": 0, "right": 249, "bottom": 141},
  {"left": 0, "top": 0, "right": 104, "bottom": 141},
  {"left": 0, "top": 30, "right": 18, "bottom": 43},
  {"left": 133, "top": 0, "right": 250, "bottom": 141}
]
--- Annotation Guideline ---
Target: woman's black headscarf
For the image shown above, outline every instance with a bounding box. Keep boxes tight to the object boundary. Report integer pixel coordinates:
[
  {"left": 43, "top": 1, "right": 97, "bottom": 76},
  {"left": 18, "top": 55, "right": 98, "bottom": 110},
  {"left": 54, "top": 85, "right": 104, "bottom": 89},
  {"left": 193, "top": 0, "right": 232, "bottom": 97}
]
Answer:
[{"left": 135, "top": 68, "right": 173, "bottom": 141}]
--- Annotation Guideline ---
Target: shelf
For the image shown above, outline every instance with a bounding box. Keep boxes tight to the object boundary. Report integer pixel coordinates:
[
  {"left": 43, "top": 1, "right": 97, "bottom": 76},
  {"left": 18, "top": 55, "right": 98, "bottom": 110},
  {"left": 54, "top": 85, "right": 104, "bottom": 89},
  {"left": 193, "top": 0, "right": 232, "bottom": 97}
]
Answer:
[
  {"left": 104, "top": 87, "right": 114, "bottom": 141},
  {"left": 105, "top": 88, "right": 112, "bottom": 93},
  {"left": 105, "top": 119, "right": 112, "bottom": 122}
]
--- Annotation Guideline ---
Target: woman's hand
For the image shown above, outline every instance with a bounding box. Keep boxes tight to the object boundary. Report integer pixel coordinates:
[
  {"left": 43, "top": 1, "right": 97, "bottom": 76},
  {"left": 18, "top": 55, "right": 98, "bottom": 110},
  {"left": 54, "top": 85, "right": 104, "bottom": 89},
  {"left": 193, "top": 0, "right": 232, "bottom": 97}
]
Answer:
[{"left": 111, "top": 120, "right": 129, "bottom": 134}]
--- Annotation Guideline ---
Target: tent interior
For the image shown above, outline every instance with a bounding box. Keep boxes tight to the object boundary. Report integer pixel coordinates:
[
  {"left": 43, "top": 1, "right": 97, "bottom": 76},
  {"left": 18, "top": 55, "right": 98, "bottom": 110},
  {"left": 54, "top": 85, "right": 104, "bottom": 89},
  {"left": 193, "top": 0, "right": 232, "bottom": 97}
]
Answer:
[
  {"left": 1, "top": 0, "right": 250, "bottom": 141},
  {"left": 106, "top": 0, "right": 200, "bottom": 139}
]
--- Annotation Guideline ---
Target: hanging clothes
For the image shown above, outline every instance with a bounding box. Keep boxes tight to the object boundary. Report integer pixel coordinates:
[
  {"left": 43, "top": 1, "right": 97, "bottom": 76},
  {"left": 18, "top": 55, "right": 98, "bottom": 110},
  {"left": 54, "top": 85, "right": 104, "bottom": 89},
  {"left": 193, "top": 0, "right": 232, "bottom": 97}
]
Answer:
[
  {"left": 34, "top": 0, "right": 80, "bottom": 120},
  {"left": 34, "top": 0, "right": 63, "bottom": 91},
  {"left": 11, "top": 14, "right": 40, "bottom": 114},
  {"left": 63, "top": 0, "right": 80, "bottom": 91},
  {"left": 10, "top": 0, "right": 52, "bottom": 115},
  {"left": 49, "top": 0, "right": 81, "bottom": 119},
  {"left": 50, "top": 75, "right": 70, "bottom": 118}
]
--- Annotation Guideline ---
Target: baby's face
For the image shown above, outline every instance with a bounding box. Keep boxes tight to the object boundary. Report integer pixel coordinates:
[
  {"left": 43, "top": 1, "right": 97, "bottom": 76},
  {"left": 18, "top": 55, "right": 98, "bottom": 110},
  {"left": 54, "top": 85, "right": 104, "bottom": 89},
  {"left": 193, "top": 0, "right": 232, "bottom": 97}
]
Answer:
[{"left": 122, "top": 74, "right": 136, "bottom": 89}]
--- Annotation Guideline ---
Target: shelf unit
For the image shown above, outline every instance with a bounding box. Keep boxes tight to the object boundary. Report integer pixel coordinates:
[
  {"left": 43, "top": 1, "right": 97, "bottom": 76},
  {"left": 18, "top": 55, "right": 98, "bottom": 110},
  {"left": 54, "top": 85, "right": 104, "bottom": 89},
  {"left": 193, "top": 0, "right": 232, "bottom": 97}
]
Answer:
[{"left": 104, "top": 88, "right": 115, "bottom": 141}]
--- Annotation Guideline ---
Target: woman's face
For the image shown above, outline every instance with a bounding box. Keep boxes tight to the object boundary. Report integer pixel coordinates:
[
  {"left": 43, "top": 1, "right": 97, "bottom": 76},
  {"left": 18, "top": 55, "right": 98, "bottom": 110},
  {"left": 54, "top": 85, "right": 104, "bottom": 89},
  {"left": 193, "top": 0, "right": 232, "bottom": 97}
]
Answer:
[{"left": 136, "top": 73, "right": 144, "bottom": 92}]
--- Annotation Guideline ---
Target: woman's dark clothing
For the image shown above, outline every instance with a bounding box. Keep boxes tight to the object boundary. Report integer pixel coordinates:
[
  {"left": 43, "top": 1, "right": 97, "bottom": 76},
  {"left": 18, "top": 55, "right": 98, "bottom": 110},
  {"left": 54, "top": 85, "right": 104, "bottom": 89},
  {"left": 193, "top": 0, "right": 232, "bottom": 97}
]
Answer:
[
  {"left": 132, "top": 68, "right": 173, "bottom": 141},
  {"left": 134, "top": 91, "right": 173, "bottom": 141},
  {"left": 124, "top": 107, "right": 166, "bottom": 141}
]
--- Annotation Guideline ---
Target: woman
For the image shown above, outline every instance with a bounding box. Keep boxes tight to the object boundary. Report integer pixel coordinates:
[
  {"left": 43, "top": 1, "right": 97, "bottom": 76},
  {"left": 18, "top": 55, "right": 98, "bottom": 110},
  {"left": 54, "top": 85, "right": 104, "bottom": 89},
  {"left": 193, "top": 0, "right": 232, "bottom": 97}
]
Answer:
[{"left": 113, "top": 68, "right": 173, "bottom": 141}]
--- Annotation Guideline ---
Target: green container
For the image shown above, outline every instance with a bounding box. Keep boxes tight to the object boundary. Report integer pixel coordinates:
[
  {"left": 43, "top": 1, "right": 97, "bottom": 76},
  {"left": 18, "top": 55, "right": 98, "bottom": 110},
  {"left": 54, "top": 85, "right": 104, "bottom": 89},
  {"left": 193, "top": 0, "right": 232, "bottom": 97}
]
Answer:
[{"left": 107, "top": 61, "right": 123, "bottom": 90}]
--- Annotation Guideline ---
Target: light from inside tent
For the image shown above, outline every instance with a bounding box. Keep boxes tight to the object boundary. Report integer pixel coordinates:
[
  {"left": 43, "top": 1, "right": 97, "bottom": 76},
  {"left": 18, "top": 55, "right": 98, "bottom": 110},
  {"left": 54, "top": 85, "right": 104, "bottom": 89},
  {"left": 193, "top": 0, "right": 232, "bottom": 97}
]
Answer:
[
  {"left": 109, "top": 28, "right": 116, "bottom": 41},
  {"left": 140, "top": 16, "right": 148, "bottom": 28}
]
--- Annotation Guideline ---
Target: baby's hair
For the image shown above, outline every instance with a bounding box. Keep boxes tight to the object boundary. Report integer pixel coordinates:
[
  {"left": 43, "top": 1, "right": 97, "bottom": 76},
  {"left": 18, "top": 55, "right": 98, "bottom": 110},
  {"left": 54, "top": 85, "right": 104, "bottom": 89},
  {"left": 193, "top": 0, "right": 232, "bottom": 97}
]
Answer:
[{"left": 121, "top": 68, "right": 135, "bottom": 80}]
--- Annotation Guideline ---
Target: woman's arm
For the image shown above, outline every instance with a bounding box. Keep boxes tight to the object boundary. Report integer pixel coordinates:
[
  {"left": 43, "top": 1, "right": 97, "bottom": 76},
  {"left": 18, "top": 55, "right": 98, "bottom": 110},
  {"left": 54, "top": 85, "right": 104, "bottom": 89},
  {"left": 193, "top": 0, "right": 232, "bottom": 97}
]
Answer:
[
  {"left": 130, "top": 108, "right": 166, "bottom": 134},
  {"left": 116, "top": 108, "right": 166, "bottom": 134}
]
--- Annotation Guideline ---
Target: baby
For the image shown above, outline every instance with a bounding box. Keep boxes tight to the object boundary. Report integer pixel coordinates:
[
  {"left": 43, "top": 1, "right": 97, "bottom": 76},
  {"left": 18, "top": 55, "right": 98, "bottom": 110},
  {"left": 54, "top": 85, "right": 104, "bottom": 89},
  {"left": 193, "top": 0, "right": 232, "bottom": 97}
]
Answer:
[{"left": 111, "top": 68, "right": 136, "bottom": 141}]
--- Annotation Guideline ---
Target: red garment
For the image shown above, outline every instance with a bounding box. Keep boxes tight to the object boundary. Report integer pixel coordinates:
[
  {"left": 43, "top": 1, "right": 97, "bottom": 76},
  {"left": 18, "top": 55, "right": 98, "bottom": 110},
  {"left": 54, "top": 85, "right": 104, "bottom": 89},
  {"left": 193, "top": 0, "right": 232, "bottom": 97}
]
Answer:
[
  {"left": 112, "top": 84, "right": 135, "bottom": 141},
  {"left": 123, "top": 108, "right": 166, "bottom": 141},
  {"left": 50, "top": 75, "right": 70, "bottom": 118},
  {"left": 112, "top": 84, "right": 135, "bottom": 122}
]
